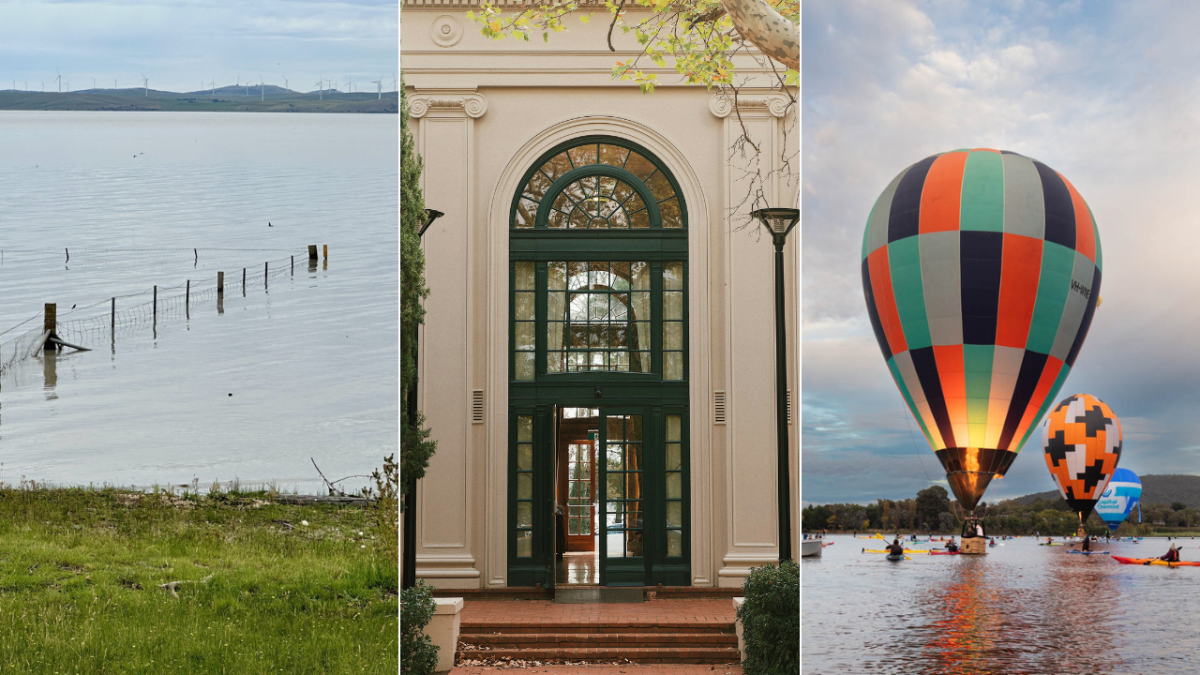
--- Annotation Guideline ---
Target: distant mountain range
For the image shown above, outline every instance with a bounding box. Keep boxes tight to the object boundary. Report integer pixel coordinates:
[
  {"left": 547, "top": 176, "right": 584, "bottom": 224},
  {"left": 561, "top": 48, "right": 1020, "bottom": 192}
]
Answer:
[
  {"left": 0, "top": 87, "right": 397, "bottom": 113},
  {"left": 1009, "top": 474, "right": 1200, "bottom": 508}
]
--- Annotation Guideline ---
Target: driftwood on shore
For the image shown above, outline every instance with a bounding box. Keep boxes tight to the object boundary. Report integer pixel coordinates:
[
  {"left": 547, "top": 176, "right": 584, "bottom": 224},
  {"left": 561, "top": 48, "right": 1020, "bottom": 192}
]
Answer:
[{"left": 274, "top": 494, "right": 368, "bottom": 506}]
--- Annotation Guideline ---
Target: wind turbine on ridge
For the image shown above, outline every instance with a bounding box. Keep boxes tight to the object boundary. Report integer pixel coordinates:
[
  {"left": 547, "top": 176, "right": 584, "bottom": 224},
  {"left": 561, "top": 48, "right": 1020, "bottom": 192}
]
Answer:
[
  {"left": 211, "top": 78, "right": 216, "bottom": 95},
  {"left": 372, "top": 78, "right": 382, "bottom": 99},
  {"left": 113, "top": 77, "right": 118, "bottom": 89},
  {"left": 282, "top": 75, "right": 289, "bottom": 91},
  {"left": 315, "top": 77, "right": 323, "bottom": 100},
  {"left": 140, "top": 74, "right": 149, "bottom": 96},
  {"left": 54, "top": 68, "right": 61, "bottom": 93}
]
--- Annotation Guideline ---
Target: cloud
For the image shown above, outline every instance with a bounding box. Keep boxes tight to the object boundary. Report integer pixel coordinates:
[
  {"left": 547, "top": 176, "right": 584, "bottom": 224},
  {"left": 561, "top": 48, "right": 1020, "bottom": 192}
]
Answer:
[{"left": 802, "top": 0, "right": 1200, "bottom": 504}]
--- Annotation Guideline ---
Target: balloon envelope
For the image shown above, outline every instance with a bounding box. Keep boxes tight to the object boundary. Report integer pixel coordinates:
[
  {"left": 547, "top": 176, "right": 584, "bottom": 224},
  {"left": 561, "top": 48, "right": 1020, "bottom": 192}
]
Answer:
[
  {"left": 862, "top": 149, "right": 1103, "bottom": 510},
  {"left": 1095, "top": 467, "right": 1141, "bottom": 533},
  {"left": 1041, "top": 393, "right": 1122, "bottom": 523}
]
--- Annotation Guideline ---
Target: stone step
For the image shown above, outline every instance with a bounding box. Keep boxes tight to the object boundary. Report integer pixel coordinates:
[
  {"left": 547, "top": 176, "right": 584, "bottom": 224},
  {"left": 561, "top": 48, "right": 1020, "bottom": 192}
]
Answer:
[
  {"left": 461, "top": 621, "right": 735, "bottom": 635},
  {"left": 457, "top": 646, "right": 741, "bottom": 664},
  {"left": 464, "top": 631, "right": 738, "bottom": 647}
]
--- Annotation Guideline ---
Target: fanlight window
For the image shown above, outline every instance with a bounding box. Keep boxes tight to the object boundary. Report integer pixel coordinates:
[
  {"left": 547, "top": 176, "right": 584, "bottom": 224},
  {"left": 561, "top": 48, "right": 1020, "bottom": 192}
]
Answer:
[
  {"left": 514, "top": 142, "right": 684, "bottom": 229},
  {"left": 549, "top": 176, "right": 648, "bottom": 229}
]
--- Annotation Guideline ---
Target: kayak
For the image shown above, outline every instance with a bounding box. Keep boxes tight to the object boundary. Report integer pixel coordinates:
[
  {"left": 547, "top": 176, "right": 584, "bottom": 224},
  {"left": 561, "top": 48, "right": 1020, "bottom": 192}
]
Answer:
[
  {"left": 885, "top": 554, "right": 905, "bottom": 561},
  {"left": 1039, "top": 543, "right": 1064, "bottom": 546},
  {"left": 930, "top": 550, "right": 959, "bottom": 556},
  {"left": 1112, "top": 556, "right": 1200, "bottom": 567},
  {"left": 863, "top": 548, "right": 928, "bottom": 554},
  {"left": 1067, "top": 550, "right": 1110, "bottom": 555}
]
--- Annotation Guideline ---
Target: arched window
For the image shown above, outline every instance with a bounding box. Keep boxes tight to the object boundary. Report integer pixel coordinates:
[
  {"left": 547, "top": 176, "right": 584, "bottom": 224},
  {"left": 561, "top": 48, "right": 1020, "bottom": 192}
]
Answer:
[
  {"left": 512, "top": 140, "right": 685, "bottom": 230},
  {"left": 510, "top": 137, "right": 687, "bottom": 382},
  {"left": 507, "top": 136, "right": 691, "bottom": 587}
]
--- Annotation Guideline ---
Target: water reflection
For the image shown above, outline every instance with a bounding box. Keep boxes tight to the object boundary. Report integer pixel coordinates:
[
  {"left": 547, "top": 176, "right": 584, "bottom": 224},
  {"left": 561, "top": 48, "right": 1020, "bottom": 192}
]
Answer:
[
  {"left": 42, "top": 351, "right": 57, "bottom": 400},
  {"left": 802, "top": 536, "right": 1200, "bottom": 674}
]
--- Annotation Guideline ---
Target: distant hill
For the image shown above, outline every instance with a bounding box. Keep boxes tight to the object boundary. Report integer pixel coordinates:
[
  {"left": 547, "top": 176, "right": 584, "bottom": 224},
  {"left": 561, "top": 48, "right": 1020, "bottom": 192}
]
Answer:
[
  {"left": 0, "top": 88, "right": 397, "bottom": 113},
  {"left": 1009, "top": 474, "right": 1200, "bottom": 508}
]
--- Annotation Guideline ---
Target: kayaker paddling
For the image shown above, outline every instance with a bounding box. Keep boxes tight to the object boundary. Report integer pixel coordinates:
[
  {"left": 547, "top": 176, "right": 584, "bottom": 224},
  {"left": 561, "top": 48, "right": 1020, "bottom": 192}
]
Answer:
[{"left": 1160, "top": 543, "right": 1181, "bottom": 563}]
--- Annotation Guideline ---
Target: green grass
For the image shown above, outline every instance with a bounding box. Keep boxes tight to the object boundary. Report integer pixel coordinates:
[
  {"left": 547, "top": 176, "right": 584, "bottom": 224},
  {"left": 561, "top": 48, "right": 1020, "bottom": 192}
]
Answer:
[{"left": 0, "top": 485, "right": 397, "bottom": 674}]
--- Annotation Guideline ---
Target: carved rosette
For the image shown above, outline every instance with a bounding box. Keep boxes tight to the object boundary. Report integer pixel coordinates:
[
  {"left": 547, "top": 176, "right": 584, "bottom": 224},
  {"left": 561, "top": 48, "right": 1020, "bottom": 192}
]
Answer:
[
  {"left": 709, "top": 93, "right": 791, "bottom": 119},
  {"left": 409, "top": 93, "right": 488, "bottom": 119},
  {"left": 431, "top": 14, "right": 463, "bottom": 47}
]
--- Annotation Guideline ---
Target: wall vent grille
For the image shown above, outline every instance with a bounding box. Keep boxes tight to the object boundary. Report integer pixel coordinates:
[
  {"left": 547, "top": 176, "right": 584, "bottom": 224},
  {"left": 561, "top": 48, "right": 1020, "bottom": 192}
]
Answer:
[
  {"left": 472, "top": 389, "right": 485, "bottom": 424},
  {"left": 714, "top": 391, "right": 726, "bottom": 425},
  {"left": 787, "top": 389, "right": 793, "bottom": 425}
]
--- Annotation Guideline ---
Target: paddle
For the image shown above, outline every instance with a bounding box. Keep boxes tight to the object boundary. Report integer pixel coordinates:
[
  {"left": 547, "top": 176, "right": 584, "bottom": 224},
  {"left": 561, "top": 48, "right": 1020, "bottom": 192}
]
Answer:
[{"left": 873, "top": 533, "right": 911, "bottom": 561}]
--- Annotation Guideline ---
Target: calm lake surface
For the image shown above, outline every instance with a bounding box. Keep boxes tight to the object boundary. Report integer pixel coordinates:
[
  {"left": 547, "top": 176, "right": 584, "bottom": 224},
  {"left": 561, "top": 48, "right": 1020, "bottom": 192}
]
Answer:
[
  {"left": 0, "top": 111, "right": 397, "bottom": 493},
  {"left": 804, "top": 534, "right": 1200, "bottom": 674}
]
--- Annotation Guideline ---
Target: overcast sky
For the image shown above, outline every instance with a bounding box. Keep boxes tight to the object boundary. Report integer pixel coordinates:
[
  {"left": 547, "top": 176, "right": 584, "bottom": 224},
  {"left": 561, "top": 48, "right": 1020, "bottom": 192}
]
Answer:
[
  {"left": 803, "top": 0, "right": 1200, "bottom": 505},
  {"left": 0, "top": 0, "right": 397, "bottom": 93}
]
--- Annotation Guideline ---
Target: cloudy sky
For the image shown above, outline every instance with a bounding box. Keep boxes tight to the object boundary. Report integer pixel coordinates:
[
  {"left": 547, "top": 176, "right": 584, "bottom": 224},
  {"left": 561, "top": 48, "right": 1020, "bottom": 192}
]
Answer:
[
  {"left": 0, "top": 0, "right": 396, "bottom": 93},
  {"left": 803, "top": 0, "right": 1200, "bottom": 504}
]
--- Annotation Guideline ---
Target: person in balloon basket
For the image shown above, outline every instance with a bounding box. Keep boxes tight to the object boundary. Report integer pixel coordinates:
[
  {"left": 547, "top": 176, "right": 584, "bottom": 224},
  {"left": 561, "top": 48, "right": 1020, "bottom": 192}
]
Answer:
[
  {"left": 945, "top": 537, "right": 959, "bottom": 553},
  {"left": 1160, "top": 543, "right": 1181, "bottom": 563},
  {"left": 886, "top": 539, "right": 906, "bottom": 557}
]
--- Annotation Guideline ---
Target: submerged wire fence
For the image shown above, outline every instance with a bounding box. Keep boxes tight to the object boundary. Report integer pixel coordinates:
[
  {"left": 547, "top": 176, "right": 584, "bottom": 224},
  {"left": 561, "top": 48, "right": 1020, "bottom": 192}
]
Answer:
[{"left": 1, "top": 246, "right": 323, "bottom": 375}]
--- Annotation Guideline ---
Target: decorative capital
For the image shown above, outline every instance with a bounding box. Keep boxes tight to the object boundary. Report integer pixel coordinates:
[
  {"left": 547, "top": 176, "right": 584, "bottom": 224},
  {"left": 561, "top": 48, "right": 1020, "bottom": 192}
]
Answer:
[
  {"left": 409, "top": 92, "right": 487, "bottom": 119},
  {"left": 709, "top": 93, "right": 791, "bottom": 119}
]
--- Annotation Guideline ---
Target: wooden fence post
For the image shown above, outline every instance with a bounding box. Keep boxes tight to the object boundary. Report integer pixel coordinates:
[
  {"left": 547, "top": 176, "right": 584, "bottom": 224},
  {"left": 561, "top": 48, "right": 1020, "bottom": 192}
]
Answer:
[
  {"left": 43, "top": 303, "right": 56, "bottom": 353},
  {"left": 242, "top": 268, "right": 246, "bottom": 296},
  {"left": 217, "top": 271, "right": 224, "bottom": 298},
  {"left": 322, "top": 244, "right": 328, "bottom": 259},
  {"left": 308, "top": 245, "right": 318, "bottom": 261},
  {"left": 153, "top": 285, "right": 157, "bottom": 324},
  {"left": 186, "top": 279, "right": 191, "bottom": 316},
  {"left": 111, "top": 297, "right": 115, "bottom": 334},
  {"left": 264, "top": 261, "right": 268, "bottom": 288}
]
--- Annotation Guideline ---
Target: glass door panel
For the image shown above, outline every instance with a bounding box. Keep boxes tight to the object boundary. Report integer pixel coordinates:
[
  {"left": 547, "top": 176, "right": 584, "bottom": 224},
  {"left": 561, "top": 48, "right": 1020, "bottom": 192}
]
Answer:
[
  {"left": 600, "top": 410, "right": 646, "bottom": 585},
  {"left": 566, "top": 441, "right": 596, "bottom": 551}
]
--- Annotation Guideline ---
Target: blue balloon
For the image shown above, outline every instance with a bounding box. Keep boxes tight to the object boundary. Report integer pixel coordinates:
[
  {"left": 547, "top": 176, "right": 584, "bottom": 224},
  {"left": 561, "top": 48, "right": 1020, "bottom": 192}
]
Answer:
[{"left": 1094, "top": 468, "right": 1142, "bottom": 533}]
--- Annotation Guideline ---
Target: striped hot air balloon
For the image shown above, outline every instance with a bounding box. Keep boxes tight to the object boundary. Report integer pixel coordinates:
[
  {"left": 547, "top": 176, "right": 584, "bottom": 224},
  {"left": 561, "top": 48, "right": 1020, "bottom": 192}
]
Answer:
[{"left": 861, "top": 149, "right": 1102, "bottom": 511}]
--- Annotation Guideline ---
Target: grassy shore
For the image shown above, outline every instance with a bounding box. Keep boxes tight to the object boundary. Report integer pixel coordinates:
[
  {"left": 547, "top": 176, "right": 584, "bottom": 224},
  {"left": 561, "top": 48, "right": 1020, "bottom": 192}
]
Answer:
[{"left": 0, "top": 484, "right": 397, "bottom": 674}]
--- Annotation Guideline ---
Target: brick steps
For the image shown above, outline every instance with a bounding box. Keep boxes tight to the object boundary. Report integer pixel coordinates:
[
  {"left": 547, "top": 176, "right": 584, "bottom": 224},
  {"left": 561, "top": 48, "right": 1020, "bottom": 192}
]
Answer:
[
  {"left": 458, "top": 619, "right": 740, "bottom": 665},
  {"left": 462, "top": 622, "right": 730, "bottom": 633},
  {"left": 467, "top": 631, "right": 737, "bottom": 646},
  {"left": 459, "top": 646, "right": 740, "bottom": 664}
]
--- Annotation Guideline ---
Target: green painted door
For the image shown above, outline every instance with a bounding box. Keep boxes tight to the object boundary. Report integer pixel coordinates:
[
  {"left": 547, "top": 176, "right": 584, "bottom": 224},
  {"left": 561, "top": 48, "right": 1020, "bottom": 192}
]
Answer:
[{"left": 598, "top": 407, "right": 690, "bottom": 586}]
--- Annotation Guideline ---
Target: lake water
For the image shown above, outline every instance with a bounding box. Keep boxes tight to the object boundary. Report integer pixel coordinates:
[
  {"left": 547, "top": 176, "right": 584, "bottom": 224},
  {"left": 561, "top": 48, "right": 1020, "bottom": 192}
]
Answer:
[
  {"left": 804, "top": 535, "right": 1200, "bottom": 674},
  {"left": 0, "top": 111, "right": 397, "bottom": 494}
]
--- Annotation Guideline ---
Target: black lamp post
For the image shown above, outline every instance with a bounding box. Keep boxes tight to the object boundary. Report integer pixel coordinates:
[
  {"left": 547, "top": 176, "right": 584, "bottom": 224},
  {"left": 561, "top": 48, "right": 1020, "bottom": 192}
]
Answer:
[
  {"left": 403, "top": 207, "right": 444, "bottom": 591},
  {"left": 751, "top": 207, "right": 799, "bottom": 562}
]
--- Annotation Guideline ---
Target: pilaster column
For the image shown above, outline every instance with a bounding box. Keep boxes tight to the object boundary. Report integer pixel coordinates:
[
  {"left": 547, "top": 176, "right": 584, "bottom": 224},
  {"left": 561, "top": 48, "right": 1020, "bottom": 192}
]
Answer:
[
  {"left": 412, "top": 88, "right": 487, "bottom": 588},
  {"left": 710, "top": 90, "right": 797, "bottom": 586}
]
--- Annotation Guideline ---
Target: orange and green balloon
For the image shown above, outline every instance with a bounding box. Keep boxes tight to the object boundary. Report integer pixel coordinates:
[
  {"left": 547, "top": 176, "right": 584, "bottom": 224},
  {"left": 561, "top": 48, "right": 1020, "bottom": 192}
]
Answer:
[{"left": 861, "top": 149, "right": 1102, "bottom": 510}]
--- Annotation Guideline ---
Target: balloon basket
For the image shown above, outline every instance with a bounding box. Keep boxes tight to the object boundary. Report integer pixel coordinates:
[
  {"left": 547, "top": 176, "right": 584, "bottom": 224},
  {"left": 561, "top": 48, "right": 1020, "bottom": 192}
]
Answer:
[{"left": 960, "top": 537, "right": 988, "bottom": 555}]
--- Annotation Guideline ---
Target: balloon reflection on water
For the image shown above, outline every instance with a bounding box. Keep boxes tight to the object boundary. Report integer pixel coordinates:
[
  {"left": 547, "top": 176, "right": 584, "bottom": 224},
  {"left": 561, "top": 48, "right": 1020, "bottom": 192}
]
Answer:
[{"left": 881, "top": 555, "right": 1123, "bottom": 674}]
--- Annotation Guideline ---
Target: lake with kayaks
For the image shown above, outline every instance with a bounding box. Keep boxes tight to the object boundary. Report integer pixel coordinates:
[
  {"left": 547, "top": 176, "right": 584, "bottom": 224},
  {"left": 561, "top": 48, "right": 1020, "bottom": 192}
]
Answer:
[
  {"left": 0, "top": 111, "right": 397, "bottom": 493},
  {"left": 803, "top": 534, "right": 1200, "bottom": 674}
]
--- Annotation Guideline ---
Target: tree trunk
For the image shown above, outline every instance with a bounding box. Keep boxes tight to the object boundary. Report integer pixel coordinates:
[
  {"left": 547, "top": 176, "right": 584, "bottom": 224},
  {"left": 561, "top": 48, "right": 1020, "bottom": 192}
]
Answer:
[{"left": 720, "top": 0, "right": 799, "bottom": 72}]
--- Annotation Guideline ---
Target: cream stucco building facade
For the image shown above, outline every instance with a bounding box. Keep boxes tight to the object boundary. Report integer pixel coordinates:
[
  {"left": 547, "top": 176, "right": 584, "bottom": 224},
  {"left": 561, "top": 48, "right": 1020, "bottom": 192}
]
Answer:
[{"left": 403, "top": 1, "right": 798, "bottom": 589}]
